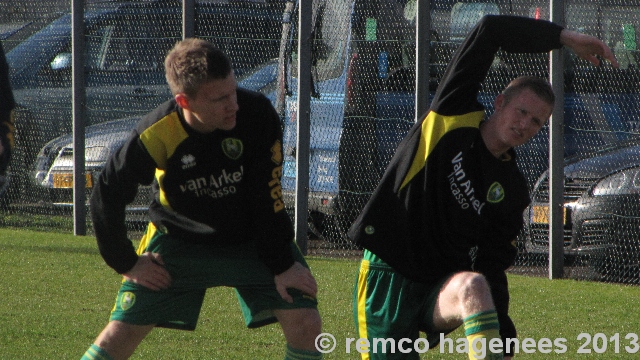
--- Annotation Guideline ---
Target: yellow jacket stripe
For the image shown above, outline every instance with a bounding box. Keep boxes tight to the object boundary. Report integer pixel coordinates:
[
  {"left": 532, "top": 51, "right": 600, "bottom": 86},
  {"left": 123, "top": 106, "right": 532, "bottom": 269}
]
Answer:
[{"left": 399, "top": 110, "right": 484, "bottom": 190}]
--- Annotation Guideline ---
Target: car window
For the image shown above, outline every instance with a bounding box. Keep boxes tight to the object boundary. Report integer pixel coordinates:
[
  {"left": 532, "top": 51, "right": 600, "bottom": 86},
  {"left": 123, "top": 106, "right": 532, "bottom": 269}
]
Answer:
[
  {"left": 43, "top": 9, "right": 178, "bottom": 88},
  {"left": 378, "top": 0, "right": 417, "bottom": 72},
  {"left": 289, "top": 0, "right": 352, "bottom": 81},
  {"left": 602, "top": 5, "right": 640, "bottom": 70},
  {"left": 99, "top": 10, "right": 177, "bottom": 72},
  {"left": 450, "top": 2, "right": 499, "bottom": 42},
  {"left": 312, "top": 0, "right": 352, "bottom": 80},
  {"left": 86, "top": 24, "right": 114, "bottom": 71},
  {"left": 196, "top": 0, "right": 285, "bottom": 76},
  {"left": 93, "top": 22, "right": 172, "bottom": 73}
]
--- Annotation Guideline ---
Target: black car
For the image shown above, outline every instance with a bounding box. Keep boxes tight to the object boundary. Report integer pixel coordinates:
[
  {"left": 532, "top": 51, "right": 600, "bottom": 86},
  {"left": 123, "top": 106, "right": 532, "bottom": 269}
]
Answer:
[
  {"left": 523, "top": 141, "right": 640, "bottom": 283},
  {"left": 5, "top": 0, "right": 285, "bottom": 204}
]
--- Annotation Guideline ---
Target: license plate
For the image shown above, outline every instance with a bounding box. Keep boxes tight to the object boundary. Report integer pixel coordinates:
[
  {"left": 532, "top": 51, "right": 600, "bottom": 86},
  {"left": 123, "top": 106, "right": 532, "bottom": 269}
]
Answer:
[
  {"left": 532, "top": 205, "right": 566, "bottom": 224},
  {"left": 52, "top": 173, "right": 93, "bottom": 189}
]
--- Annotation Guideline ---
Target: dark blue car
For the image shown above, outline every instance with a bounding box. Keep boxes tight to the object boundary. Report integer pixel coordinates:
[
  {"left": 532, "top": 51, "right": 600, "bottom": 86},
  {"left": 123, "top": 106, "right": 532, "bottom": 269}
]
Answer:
[{"left": 5, "top": 0, "right": 284, "bottom": 208}]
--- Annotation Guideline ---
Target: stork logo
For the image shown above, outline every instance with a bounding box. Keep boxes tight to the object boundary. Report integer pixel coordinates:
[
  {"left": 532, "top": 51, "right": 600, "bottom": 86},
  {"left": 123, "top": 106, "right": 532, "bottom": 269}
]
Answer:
[
  {"left": 120, "top": 292, "right": 136, "bottom": 311},
  {"left": 181, "top": 154, "right": 196, "bottom": 169},
  {"left": 222, "top": 138, "right": 243, "bottom": 160},
  {"left": 487, "top": 182, "right": 505, "bottom": 203}
]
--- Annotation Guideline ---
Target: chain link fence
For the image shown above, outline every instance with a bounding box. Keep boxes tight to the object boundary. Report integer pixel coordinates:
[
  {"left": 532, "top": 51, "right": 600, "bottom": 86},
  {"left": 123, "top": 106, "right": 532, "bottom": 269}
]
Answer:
[
  {"left": 2, "top": 0, "right": 640, "bottom": 285},
  {"left": 1, "top": 0, "right": 285, "bottom": 231}
]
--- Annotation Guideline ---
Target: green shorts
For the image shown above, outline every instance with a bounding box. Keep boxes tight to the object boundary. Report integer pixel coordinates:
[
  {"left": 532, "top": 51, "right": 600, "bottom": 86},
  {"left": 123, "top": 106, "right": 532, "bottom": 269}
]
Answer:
[
  {"left": 353, "top": 250, "right": 457, "bottom": 360},
  {"left": 109, "top": 223, "right": 318, "bottom": 330}
]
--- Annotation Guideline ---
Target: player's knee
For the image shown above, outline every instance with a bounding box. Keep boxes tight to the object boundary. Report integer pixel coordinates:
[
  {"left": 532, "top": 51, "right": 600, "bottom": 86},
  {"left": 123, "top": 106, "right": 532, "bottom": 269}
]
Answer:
[
  {"left": 280, "top": 309, "right": 322, "bottom": 350},
  {"left": 455, "top": 272, "right": 491, "bottom": 303},
  {"left": 296, "top": 310, "right": 323, "bottom": 345},
  {"left": 299, "top": 310, "right": 322, "bottom": 337}
]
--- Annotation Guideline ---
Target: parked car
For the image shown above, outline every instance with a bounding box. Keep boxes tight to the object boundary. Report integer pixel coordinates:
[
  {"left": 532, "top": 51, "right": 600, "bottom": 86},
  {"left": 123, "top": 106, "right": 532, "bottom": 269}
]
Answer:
[
  {"left": 30, "top": 60, "right": 278, "bottom": 218},
  {"left": 5, "top": 0, "right": 285, "bottom": 205},
  {"left": 278, "top": 0, "right": 640, "bottom": 244},
  {"left": 523, "top": 140, "right": 640, "bottom": 283},
  {"left": 33, "top": 116, "right": 149, "bottom": 219}
]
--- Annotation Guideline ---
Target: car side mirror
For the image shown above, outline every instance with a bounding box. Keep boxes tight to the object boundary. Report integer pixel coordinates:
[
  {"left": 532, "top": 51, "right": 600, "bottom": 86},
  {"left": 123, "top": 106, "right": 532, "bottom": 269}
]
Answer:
[{"left": 50, "top": 52, "right": 72, "bottom": 71}]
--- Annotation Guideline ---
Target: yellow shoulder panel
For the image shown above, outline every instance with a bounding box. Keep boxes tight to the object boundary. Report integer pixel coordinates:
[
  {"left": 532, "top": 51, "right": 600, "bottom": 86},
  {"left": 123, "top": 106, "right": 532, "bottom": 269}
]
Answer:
[
  {"left": 139, "top": 112, "right": 188, "bottom": 170},
  {"left": 399, "top": 110, "right": 484, "bottom": 190},
  {"left": 155, "top": 168, "right": 173, "bottom": 210}
]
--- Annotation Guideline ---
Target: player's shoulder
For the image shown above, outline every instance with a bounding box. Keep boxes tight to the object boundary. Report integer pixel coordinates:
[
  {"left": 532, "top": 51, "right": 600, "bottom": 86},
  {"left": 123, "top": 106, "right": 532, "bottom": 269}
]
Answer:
[
  {"left": 236, "top": 88, "right": 278, "bottom": 127},
  {"left": 237, "top": 87, "right": 271, "bottom": 108},
  {"left": 136, "top": 99, "right": 181, "bottom": 133}
]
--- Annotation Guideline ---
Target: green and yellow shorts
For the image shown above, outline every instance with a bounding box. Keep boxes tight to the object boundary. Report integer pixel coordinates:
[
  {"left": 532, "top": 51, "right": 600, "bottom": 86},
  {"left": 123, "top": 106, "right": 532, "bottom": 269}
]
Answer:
[
  {"left": 109, "top": 223, "right": 318, "bottom": 330},
  {"left": 353, "top": 250, "right": 456, "bottom": 360}
]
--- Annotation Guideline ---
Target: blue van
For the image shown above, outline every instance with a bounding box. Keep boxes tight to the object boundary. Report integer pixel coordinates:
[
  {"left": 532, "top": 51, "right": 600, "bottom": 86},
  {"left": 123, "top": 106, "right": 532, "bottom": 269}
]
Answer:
[{"left": 279, "top": 0, "right": 640, "bottom": 244}]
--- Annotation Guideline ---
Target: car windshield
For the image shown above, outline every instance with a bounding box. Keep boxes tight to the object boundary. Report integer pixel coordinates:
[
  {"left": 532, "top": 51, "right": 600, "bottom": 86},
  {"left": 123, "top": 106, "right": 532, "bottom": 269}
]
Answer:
[{"left": 84, "top": 19, "right": 176, "bottom": 73}]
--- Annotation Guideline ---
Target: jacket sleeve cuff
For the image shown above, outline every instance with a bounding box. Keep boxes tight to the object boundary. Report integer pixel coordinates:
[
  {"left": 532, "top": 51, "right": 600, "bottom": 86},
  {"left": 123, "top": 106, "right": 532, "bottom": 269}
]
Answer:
[
  {"left": 499, "top": 313, "right": 517, "bottom": 355},
  {"left": 261, "top": 247, "right": 296, "bottom": 275},
  {"left": 110, "top": 250, "right": 140, "bottom": 274}
]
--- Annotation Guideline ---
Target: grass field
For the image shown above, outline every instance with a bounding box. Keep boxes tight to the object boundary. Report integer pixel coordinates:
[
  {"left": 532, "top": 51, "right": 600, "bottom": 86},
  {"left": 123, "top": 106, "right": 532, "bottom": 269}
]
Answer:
[{"left": 1, "top": 228, "right": 640, "bottom": 359}]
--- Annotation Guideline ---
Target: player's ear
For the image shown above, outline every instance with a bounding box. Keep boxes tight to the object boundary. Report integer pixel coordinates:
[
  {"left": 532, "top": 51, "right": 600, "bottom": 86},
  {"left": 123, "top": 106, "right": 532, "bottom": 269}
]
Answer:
[
  {"left": 175, "top": 93, "right": 190, "bottom": 110},
  {"left": 494, "top": 93, "right": 506, "bottom": 111}
]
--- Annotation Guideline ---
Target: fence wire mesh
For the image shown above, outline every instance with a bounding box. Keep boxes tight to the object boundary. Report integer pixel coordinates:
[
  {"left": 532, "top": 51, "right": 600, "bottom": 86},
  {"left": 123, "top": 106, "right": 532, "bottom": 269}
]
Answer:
[{"left": 2, "top": 0, "right": 640, "bottom": 285}]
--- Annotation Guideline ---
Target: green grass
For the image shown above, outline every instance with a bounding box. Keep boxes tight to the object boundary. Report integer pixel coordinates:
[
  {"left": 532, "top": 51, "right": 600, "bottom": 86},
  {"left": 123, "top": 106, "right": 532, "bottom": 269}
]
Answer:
[{"left": 1, "top": 228, "right": 640, "bottom": 359}]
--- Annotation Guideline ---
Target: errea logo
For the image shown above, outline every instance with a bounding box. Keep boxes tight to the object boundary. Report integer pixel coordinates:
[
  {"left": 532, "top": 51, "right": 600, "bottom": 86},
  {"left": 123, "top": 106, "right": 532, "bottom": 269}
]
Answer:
[{"left": 181, "top": 154, "right": 196, "bottom": 169}]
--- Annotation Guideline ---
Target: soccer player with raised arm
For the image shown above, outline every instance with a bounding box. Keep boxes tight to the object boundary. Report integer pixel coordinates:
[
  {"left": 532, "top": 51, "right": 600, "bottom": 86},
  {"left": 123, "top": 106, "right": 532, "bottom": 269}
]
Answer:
[{"left": 350, "top": 15, "right": 618, "bottom": 360}]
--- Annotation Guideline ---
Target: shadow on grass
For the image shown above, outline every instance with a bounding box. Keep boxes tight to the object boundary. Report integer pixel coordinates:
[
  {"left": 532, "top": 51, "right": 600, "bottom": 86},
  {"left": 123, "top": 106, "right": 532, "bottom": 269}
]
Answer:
[{"left": 0, "top": 243, "right": 99, "bottom": 255}]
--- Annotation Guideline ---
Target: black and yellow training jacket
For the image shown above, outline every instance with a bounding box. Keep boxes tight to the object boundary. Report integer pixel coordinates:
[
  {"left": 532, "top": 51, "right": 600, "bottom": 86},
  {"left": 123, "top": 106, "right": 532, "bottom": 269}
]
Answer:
[
  {"left": 0, "top": 42, "right": 15, "bottom": 174},
  {"left": 349, "top": 15, "right": 564, "bottom": 343},
  {"left": 91, "top": 88, "right": 295, "bottom": 276}
]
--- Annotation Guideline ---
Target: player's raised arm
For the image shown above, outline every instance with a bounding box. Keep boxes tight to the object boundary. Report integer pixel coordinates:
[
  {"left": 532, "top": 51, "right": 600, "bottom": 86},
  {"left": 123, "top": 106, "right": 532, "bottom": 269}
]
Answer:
[{"left": 560, "top": 28, "right": 619, "bottom": 68}]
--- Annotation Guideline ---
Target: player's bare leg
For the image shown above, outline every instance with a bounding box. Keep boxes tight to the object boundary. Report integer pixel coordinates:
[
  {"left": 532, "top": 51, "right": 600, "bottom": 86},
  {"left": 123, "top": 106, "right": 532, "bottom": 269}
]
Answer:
[
  {"left": 274, "top": 308, "right": 323, "bottom": 359},
  {"left": 433, "top": 272, "right": 503, "bottom": 359},
  {"left": 83, "top": 321, "right": 155, "bottom": 360}
]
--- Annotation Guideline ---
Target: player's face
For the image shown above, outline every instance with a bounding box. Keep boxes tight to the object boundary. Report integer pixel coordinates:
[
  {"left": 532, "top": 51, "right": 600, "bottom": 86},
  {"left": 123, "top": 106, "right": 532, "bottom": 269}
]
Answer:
[
  {"left": 183, "top": 74, "right": 239, "bottom": 133},
  {"left": 492, "top": 88, "right": 552, "bottom": 148}
]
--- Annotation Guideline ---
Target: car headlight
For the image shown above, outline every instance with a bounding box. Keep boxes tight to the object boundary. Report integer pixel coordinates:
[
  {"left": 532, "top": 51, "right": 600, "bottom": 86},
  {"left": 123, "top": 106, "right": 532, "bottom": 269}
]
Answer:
[
  {"left": 592, "top": 168, "right": 640, "bottom": 195},
  {"left": 32, "top": 148, "right": 58, "bottom": 186}
]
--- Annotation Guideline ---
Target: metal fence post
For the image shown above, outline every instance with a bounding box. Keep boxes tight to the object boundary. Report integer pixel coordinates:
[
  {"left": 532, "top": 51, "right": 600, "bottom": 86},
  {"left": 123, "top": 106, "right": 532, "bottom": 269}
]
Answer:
[
  {"left": 295, "top": 0, "right": 311, "bottom": 255},
  {"left": 72, "top": 0, "right": 86, "bottom": 236},
  {"left": 549, "top": 0, "right": 565, "bottom": 279},
  {"left": 415, "top": 0, "right": 430, "bottom": 122},
  {"left": 182, "top": 0, "right": 195, "bottom": 39}
]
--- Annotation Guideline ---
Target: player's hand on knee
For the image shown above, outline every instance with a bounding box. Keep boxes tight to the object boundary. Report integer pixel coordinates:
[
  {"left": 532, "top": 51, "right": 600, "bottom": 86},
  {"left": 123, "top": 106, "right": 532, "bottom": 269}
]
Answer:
[
  {"left": 274, "top": 261, "right": 318, "bottom": 303},
  {"left": 123, "top": 252, "right": 172, "bottom": 291}
]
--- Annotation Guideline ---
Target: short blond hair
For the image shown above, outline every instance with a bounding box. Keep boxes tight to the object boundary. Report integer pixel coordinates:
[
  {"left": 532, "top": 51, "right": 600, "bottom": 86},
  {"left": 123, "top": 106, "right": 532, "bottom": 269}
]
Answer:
[
  {"left": 164, "top": 38, "right": 232, "bottom": 97},
  {"left": 502, "top": 76, "right": 555, "bottom": 108}
]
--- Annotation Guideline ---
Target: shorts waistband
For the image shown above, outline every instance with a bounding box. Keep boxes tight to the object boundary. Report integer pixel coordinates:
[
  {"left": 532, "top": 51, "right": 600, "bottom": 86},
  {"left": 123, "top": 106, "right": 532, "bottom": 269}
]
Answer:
[{"left": 360, "top": 258, "right": 395, "bottom": 272}]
